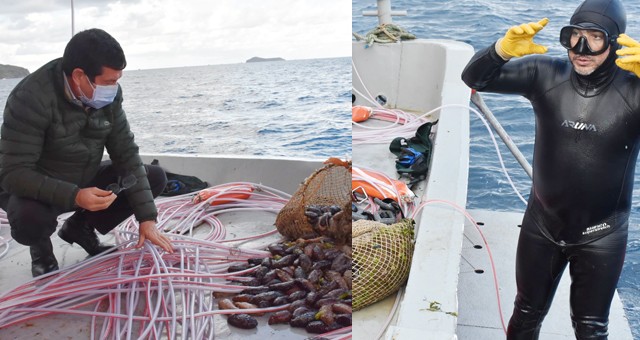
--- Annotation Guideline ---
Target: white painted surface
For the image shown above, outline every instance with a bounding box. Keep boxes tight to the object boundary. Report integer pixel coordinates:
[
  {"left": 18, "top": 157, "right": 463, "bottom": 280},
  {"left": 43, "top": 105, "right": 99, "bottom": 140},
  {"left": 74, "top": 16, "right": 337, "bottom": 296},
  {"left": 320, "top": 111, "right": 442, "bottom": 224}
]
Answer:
[
  {"left": 458, "top": 209, "right": 633, "bottom": 340},
  {"left": 352, "top": 38, "right": 474, "bottom": 339}
]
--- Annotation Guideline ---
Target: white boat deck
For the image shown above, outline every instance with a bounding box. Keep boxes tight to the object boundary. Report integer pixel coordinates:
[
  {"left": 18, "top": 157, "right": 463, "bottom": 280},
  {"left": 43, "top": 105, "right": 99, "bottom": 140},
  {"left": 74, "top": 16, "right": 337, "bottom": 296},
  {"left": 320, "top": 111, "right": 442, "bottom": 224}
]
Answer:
[
  {"left": 459, "top": 209, "right": 633, "bottom": 339},
  {"left": 0, "top": 155, "right": 325, "bottom": 339},
  {"left": 0, "top": 213, "right": 314, "bottom": 339},
  {"left": 353, "top": 209, "right": 633, "bottom": 339},
  {"left": 353, "top": 37, "right": 473, "bottom": 339}
]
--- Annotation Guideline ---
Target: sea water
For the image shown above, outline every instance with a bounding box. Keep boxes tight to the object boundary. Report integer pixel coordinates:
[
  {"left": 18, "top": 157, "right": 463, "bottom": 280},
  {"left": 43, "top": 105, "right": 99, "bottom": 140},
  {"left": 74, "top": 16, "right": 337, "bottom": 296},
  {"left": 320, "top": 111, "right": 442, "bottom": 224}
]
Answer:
[
  {"left": 0, "top": 57, "right": 351, "bottom": 159},
  {"left": 352, "top": 0, "right": 640, "bottom": 337},
  {"left": 0, "top": 57, "right": 350, "bottom": 338}
]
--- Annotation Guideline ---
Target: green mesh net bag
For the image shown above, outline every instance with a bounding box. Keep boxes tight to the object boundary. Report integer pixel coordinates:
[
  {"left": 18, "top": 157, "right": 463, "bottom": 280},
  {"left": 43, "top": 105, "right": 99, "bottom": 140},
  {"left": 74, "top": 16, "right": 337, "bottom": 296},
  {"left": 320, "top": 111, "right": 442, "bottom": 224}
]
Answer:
[{"left": 352, "top": 218, "right": 415, "bottom": 311}]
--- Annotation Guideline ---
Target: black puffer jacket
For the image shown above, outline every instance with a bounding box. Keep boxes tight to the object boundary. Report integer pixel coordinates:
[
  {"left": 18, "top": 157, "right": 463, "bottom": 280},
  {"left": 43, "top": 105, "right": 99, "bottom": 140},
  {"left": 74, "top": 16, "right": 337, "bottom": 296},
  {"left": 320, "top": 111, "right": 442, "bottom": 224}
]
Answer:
[{"left": 0, "top": 58, "right": 157, "bottom": 222}]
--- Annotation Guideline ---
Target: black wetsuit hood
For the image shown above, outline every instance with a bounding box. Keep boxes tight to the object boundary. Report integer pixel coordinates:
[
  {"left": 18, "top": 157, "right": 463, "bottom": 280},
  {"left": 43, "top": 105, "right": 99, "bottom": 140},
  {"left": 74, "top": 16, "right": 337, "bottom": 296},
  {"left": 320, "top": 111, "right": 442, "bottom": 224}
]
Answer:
[
  {"left": 568, "top": 0, "right": 627, "bottom": 96},
  {"left": 570, "top": 0, "right": 626, "bottom": 37}
]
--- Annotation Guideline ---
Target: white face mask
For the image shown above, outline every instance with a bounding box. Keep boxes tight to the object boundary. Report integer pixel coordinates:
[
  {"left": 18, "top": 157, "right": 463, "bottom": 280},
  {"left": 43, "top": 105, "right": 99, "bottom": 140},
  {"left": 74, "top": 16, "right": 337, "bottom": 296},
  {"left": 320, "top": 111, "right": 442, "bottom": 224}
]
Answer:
[{"left": 78, "top": 75, "right": 118, "bottom": 109}]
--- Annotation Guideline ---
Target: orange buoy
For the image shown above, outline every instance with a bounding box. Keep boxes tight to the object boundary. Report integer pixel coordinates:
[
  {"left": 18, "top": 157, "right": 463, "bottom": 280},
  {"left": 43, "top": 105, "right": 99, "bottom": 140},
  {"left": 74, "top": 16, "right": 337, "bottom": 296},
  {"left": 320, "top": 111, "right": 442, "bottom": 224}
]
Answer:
[
  {"left": 192, "top": 184, "right": 254, "bottom": 206},
  {"left": 324, "top": 157, "right": 352, "bottom": 168},
  {"left": 352, "top": 106, "right": 372, "bottom": 123},
  {"left": 351, "top": 166, "right": 414, "bottom": 202}
]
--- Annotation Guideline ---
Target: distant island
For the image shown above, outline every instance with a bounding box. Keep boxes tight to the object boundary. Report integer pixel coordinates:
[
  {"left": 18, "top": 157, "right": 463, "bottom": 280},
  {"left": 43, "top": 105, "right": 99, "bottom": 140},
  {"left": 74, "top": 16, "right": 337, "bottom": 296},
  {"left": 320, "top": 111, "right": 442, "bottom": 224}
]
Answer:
[
  {"left": 0, "top": 64, "right": 29, "bottom": 79},
  {"left": 246, "top": 57, "right": 285, "bottom": 63}
]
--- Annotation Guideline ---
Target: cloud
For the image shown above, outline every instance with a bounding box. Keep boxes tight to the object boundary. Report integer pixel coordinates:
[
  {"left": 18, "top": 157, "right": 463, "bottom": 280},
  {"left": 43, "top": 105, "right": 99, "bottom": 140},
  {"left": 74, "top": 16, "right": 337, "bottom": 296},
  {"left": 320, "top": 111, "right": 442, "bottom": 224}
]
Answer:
[
  {"left": 1, "top": 0, "right": 68, "bottom": 14},
  {"left": 0, "top": 0, "right": 349, "bottom": 72},
  {"left": 1, "top": 0, "right": 131, "bottom": 15}
]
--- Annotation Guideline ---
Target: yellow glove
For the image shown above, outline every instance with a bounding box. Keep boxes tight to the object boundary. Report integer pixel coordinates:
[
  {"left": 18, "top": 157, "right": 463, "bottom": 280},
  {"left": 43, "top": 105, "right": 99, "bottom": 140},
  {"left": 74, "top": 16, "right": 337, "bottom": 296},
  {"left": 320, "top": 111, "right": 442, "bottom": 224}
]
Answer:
[
  {"left": 497, "top": 18, "right": 549, "bottom": 59},
  {"left": 616, "top": 34, "right": 640, "bottom": 77}
]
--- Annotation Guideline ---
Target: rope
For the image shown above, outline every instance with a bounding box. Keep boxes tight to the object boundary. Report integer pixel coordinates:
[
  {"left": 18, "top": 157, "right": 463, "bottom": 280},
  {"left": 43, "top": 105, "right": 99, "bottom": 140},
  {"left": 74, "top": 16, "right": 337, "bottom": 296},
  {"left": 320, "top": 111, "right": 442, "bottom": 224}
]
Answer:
[{"left": 353, "top": 23, "right": 416, "bottom": 47}]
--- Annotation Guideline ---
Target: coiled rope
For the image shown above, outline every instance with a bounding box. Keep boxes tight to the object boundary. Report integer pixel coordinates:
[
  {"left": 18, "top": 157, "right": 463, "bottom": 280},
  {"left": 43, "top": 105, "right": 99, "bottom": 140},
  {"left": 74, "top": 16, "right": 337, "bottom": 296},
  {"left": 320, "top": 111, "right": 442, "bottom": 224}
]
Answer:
[{"left": 352, "top": 23, "right": 416, "bottom": 47}]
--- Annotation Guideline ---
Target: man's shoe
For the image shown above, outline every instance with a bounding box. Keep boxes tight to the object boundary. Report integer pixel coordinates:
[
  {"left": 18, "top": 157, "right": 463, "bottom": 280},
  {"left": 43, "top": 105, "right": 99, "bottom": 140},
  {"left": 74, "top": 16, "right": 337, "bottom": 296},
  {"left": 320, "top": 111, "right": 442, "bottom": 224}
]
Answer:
[
  {"left": 30, "top": 238, "right": 59, "bottom": 277},
  {"left": 58, "top": 215, "right": 113, "bottom": 256}
]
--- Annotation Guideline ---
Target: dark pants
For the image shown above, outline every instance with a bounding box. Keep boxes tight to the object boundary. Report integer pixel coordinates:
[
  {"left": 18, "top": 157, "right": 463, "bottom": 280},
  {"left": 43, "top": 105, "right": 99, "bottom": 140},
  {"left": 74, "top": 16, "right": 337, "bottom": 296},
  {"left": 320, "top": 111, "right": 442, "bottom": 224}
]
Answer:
[
  {"left": 2, "top": 162, "right": 167, "bottom": 246},
  {"left": 507, "top": 218, "right": 627, "bottom": 339}
]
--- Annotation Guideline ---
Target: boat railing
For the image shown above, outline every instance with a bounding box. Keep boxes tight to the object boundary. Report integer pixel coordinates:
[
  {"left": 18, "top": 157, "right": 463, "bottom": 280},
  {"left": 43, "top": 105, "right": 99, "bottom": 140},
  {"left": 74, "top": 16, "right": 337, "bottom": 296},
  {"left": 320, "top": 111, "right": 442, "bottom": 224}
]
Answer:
[{"left": 362, "top": 0, "right": 407, "bottom": 25}]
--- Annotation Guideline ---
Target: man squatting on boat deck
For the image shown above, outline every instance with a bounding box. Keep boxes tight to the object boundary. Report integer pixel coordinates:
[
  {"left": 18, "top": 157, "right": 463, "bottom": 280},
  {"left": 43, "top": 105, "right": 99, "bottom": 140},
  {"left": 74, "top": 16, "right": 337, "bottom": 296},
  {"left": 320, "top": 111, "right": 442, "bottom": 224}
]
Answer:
[
  {"left": 462, "top": 0, "right": 640, "bottom": 339},
  {"left": 0, "top": 29, "right": 174, "bottom": 277}
]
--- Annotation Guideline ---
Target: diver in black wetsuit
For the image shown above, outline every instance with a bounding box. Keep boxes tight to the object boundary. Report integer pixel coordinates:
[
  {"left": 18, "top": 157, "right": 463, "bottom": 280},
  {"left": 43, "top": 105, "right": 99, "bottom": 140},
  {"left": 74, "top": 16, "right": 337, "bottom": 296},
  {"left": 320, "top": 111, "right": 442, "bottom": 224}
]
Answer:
[{"left": 461, "top": 0, "right": 640, "bottom": 339}]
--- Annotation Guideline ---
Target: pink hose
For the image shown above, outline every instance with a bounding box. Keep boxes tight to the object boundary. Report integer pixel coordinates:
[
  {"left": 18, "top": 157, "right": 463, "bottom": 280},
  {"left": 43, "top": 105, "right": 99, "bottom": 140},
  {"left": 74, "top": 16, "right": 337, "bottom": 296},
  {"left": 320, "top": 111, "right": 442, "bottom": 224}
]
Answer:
[{"left": 0, "top": 182, "right": 351, "bottom": 339}]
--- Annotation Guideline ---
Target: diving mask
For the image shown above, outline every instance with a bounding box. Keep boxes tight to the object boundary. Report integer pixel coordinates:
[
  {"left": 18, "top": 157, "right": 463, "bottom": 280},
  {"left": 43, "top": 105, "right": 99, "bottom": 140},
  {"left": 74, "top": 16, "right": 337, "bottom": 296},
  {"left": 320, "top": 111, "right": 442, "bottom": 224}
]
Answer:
[{"left": 560, "top": 24, "right": 615, "bottom": 55}]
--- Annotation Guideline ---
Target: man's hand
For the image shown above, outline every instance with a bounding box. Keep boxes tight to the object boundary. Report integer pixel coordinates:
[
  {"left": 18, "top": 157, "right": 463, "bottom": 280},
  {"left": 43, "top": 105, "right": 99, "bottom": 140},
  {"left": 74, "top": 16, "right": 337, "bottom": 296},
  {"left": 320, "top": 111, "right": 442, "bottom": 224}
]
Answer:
[
  {"left": 616, "top": 34, "right": 640, "bottom": 77},
  {"left": 137, "top": 220, "right": 174, "bottom": 253},
  {"left": 75, "top": 187, "right": 116, "bottom": 211},
  {"left": 497, "top": 18, "right": 549, "bottom": 60}
]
